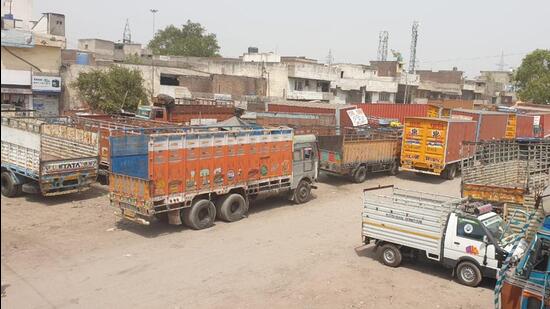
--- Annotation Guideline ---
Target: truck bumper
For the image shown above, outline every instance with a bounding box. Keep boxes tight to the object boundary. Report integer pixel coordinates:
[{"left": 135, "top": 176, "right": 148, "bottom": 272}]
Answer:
[
  {"left": 400, "top": 166, "right": 442, "bottom": 176},
  {"left": 115, "top": 208, "right": 151, "bottom": 225}
]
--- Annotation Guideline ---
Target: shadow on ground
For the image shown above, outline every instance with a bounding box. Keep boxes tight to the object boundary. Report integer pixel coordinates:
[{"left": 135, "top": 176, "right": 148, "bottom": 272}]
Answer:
[
  {"left": 354, "top": 244, "right": 495, "bottom": 290},
  {"left": 22, "top": 184, "right": 109, "bottom": 206}
]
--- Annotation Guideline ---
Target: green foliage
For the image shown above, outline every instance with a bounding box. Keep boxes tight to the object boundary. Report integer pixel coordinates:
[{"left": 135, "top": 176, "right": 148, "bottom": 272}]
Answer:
[
  {"left": 125, "top": 53, "right": 143, "bottom": 64},
  {"left": 514, "top": 49, "right": 550, "bottom": 104},
  {"left": 148, "top": 20, "right": 220, "bottom": 57},
  {"left": 72, "top": 66, "right": 148, "bottom": 113}
]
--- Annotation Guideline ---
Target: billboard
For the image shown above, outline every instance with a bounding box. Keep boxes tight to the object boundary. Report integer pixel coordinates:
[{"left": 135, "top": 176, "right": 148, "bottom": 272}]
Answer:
[{"left": 32, "top": 76, "right": 61, "bottom": 92}]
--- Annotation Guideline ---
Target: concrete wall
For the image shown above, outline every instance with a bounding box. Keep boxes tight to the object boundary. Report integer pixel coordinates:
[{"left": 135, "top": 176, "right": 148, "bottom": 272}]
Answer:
[{"left": 1, "top": 45, "right": 61, "bottom": 73}]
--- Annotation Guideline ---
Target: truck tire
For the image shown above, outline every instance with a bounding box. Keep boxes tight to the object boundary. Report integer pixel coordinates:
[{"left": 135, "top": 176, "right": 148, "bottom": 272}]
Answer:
[
  {"left": 443, "top": 164, "right": 457, "bottom": 180},
  {"left": 217, "top": 194, "right": 248, "bottom": 222},
  {"left": 1, "top": 172, "right": 21, "bottom": 198},
  {"left": 388, "top": 161, "right": 399, "bottom": 176},
  {"left": 353, "top": 166, "right": 367, "bottom": 183},
  {"left": 293, "top": 180, "right": 311, "bottom": 204},
  {"left": 456, "top": 261, "right": 482, "bottom": 287},
  {"left": 181, "top": 199, "right": 216, "bottom": 230},
  {"left": 379, "top": 244, "right": 402, "bottom": 267}
]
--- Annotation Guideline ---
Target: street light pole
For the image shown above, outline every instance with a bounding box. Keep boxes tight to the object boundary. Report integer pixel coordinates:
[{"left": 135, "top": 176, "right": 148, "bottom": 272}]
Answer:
[{"left": 150, "top": 9, "right": 158, "bottom": 100}]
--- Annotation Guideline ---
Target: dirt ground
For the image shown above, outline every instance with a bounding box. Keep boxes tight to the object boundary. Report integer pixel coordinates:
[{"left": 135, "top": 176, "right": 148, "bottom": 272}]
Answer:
[{"left": 1, "top": 172, "right": 494, "bottom": 308}]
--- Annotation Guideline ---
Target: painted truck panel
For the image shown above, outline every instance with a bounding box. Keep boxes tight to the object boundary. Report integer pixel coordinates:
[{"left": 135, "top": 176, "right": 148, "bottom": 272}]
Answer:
[
  {"left": 109, "top": 128, "right": 295, "bottom": 217},
  {"left": 401, "top": 117, "right": 476, "bottom": 174}
]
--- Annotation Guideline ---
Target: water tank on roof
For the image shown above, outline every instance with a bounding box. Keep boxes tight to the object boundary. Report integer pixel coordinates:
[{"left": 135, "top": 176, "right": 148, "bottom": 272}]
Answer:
[
  {"left": 76, "top": 52, "right": 89, "bottom": 65},
  {"left": 248, "top": 47, "right": 259, "bottom": 54}
]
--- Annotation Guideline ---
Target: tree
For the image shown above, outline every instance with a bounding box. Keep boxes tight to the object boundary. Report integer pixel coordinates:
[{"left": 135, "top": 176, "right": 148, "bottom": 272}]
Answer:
[
  {"left": 148, "top": 20, "right": 220, "bottom": 57},
  {"left": 72, "top": 66, "right": 148, "bottom": 114},
  {"left": 514, "top": 49, "right": 550, "bottom": 104}
]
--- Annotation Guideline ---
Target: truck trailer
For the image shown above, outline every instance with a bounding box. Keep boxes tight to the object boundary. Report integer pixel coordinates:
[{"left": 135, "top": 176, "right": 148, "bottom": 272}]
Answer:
[
  {"left": 318, "top": 128, "right": 401, "bottom": 183},
  {"left": 108, "top": 127, "right": 318, "bottom": 229},
  {"left": 362, "top": 186, "right": 521, "bottom": 287},
  {"left": 1, "top": 116, "right": 99, "bottom": 197},
  {"left": 401, "top": 117, "right": 477, "bottom": 179}
]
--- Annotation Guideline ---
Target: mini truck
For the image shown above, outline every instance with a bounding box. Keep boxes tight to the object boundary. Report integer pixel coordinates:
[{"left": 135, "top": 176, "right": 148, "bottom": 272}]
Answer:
[
  {"left": 362, "top": 185, "right": 518, "bottom": 287},
  {"left": 1, "top": 115, "right": 99, "bottom": 197},
  {"left": 318, "top": 128, "right": 401, "bottom": 183},
  {"left": 109, "top": 126, "right": 318, "bottom": 229}
]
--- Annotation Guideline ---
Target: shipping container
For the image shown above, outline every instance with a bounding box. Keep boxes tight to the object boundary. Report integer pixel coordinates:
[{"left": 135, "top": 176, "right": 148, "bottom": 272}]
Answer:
[
  {"left": 515, "top": 114, "right": 536, "bottom": 138},
  {"left": 428, "top": 99, "right": 474, "bottom": 110},
  {"left": 108, "top": 127, "right": 319, "bottom": 229},
  {"left": 450, "top": 109, "right": 509, "bottom": 141},
  {"left": 343, "top": 103, "right": 429, "bottom": 125},
  {"left": 318, "top": 128, "right": 401, "bottom": 182},
  {"left": 243, "top": 111, "right": 337, "bottom": 136},
  {"left": 400, "top": 117, "right": 477, "bottom": 179},
  {"left": 1, "top": 116, "right": 99, "bottom": 197}
]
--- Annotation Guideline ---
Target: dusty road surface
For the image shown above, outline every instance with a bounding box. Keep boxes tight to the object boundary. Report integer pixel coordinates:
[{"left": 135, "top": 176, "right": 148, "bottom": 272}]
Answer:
[{"left": 1, "top": 173, "right": 493, "bottom": 308}]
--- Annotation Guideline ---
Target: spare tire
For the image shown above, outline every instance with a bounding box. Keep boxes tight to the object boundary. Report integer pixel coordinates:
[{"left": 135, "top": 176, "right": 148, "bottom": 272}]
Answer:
[{"left": 181, "top": 199, "right": 216, "bottom": 230}]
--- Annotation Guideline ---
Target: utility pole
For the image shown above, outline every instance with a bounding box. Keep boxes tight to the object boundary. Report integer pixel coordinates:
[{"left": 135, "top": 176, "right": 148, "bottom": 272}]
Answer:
[
  {"left": 150, "top": 9, "right": 158, "bottom": 99},
  {"left": 497, "top": 51, "right": 507, "bottom": 71},
  {"left": 123, "top": 19, "right": 131, "bottom": 44}
]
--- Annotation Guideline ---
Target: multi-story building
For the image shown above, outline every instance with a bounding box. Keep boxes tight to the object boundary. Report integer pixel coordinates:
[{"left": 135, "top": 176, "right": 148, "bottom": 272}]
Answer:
[
  {"left": 1, "top": 0, "right": 66, "bottom": 115},
  {"left": 332, "top": 63, "right": 398, "bottom": 104},
  {"left": 478, "top": 70, "right": 516, "bottom": 105},
  {"left": 415, "top": 68, "right": 463, "bottom": 101}
]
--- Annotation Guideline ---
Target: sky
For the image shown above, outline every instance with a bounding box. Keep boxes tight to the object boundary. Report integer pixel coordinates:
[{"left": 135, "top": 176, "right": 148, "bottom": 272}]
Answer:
[{"left": 34, "top": 0, "right": 550, "bottom": 77}]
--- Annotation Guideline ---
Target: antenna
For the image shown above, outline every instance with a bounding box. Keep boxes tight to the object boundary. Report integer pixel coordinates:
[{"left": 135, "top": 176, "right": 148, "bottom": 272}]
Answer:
[
  {"left": 377, "top": 31, "right": 389, "bottom": 61},
  {"left": 496, "top": 51, "right": 507, "bottom": 71},
  {"left": 123, "top": 19, "right": 131, "bottom": 44},
  {"left": 326, "top": 49, "right": 334, "bottom": 65},
  {"left": 408, "top": 21, "right": 419, "bottom": 74}
]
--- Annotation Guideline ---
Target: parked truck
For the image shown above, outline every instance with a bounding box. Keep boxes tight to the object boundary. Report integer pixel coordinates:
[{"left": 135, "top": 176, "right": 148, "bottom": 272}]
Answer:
[
  {"left": 108, "top": 127, "right": 318, "bottom": 229},
  {"left": 318, "top": 128, "right": 401, "bottom": 183},
  {"left": 135, "top": 95, "right": 237, "bottom": 124},
  {"left": 362, "top": 185, "right": 520, "bottom": 287},
  {"left": 400, "top": 117, "right": 478, "bottom": 179},
  {"left": 1, "top": 116, "right": 99, "bottom": 197}
]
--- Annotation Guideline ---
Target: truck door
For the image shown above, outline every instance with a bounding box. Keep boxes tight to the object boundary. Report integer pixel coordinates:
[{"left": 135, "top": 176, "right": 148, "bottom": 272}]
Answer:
[
  {"left": 292, "top": 143, "right": 317, "bottom": 186},
  {"left": 443, "top": 215, "right": 498, "bottom": 270}
]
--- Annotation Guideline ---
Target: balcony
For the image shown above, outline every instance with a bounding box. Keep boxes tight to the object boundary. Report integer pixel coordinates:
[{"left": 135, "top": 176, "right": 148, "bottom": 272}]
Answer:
[{"left": 286, "top": 90, "right": 333, "bottom": 101}]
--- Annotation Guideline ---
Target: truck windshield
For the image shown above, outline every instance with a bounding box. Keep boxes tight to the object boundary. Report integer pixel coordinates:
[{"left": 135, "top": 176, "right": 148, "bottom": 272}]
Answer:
[
  {"left": 137, "top": 108, "right": 151, "bottom": 119},
  {"left": 481, "top": 215, "right": 505, "bottom": 240}
]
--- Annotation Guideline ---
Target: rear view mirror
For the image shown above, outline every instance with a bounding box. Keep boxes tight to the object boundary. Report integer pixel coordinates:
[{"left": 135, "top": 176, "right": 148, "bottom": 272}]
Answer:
[{"left": 483, "top": 235, "right": 489, "bottom": 244}]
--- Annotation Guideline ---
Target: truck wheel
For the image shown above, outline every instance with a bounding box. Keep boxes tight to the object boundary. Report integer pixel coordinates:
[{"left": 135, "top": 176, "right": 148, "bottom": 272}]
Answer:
[
  {"left": 293, "top": 180, "right": 311, "bottom": 204},
  {"left": 181, "top": 199, "right": 216, "bottom": 230},
  {"left": 443, "top": 164, "right": 457, "bottom": 180},
  {"left": 1, "top": 172, "right": 21, "bottom": 198},
  {"left": 353, "top": 166, "right": 367, "bottom": 183},
  {"left": 379, "top": 244, "right": 402, "bottom": 267},
  {"left": 388, "top": 162, "right": 399, "bottom": 176},
  {"left": 217, "top": 194, "right": 248, "bottom": 222},
  {"left": 456, "top": 261, "right": 482, "bottom": 287}
]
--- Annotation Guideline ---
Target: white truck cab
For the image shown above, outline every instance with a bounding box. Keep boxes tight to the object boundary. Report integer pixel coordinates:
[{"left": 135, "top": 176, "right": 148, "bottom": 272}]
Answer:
[{"left": 362, "top": 186, "right": 517, "bottom": 287}]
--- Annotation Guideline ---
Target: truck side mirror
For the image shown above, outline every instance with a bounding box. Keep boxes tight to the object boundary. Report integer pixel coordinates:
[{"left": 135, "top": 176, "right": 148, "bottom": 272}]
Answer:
[{"left": 483, "top": 235, "right": 489, "bottom": 244}]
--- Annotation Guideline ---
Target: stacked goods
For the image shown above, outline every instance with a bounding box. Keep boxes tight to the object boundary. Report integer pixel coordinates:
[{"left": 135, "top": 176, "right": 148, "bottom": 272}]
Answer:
[
  {"left": 1, "top": 115, "right": 99, "bottom": 197},
  {"left": 400, "top": 117, "right": 477, "bottom": 179},
  {"left": 318, "top": 128, "right": 401, "bottom": 183},
  {"left": 109, "top": 127, "right": 319, "bottom": 228}
]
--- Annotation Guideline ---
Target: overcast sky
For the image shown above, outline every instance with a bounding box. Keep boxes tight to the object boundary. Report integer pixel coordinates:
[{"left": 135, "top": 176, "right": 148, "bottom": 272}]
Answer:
[{"left": 35, "top": 0, "right": 549, "bottom": 77}]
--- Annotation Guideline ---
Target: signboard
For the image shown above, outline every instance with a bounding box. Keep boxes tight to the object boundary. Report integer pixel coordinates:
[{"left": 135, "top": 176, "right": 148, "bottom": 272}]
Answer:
[
  {"left": 0, "top": 28, "right": 34, "bottom": 48},
  {"left": 346, "top": 108, "right": 369, "bottom": 127},
  {"left": 190, "top": 118, "right": 217, "bottom": 126},
  {"left": 533, "top": 116, "right": 541, "bottom": 127},
  {"left": 32, "top": 76, "right": 61, "bottom": 92}
]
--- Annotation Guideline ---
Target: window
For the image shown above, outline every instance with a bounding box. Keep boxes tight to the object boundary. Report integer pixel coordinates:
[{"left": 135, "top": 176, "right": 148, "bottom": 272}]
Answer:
[
  {"left": 84, "top": 44, "right": 88, "bottom": 49},
  {"left": 379, "top": 92, "right": 391, "bottom": 102},
  {"left": 294, "top": 80, "right": 304, "bottom": 91},
  {"left": 155, "top": 110, "right": 164, "bottom": 119},
  {"left": 160, "top": 74, "right": 179, "bottom": 86},
  {"left": 340, "top": 71, "right": 344, "bottom": 78},
  {"left": 303, "top": 148, "right": 313, "bottom": 160},
  {"left": 293, "top": 150, "right": 302, "bottom": 161},
  {"left": 456, "top": 217, "right": 485, "bottom": 241}
]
